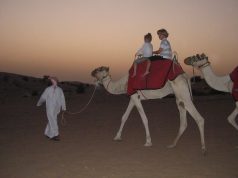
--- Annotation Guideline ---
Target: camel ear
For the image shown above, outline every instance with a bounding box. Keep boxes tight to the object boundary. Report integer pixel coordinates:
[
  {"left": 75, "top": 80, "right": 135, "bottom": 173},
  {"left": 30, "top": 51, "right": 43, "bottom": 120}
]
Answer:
[
  {"left": 91, "top": 69, "right": 96, "bottom": 77},
  {"left": 200, "top": 53, "right": 208, "bottom": 60}
]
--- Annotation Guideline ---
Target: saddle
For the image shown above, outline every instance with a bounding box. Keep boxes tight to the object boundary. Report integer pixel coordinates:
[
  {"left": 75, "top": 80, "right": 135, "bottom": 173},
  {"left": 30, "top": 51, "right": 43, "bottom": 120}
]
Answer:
[
  {"left": 127, "top": 58, "right": 184, "bottom": 95},
  {"left": 230, "top": 66, "right": 238, "bottom": 101}
]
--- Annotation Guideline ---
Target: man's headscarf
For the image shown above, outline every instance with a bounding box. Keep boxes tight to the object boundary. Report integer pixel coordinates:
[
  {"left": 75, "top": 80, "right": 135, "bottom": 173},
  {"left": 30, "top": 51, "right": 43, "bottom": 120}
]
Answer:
[{"left": 49, "top": 76, "right": 59, "bottom": 83}]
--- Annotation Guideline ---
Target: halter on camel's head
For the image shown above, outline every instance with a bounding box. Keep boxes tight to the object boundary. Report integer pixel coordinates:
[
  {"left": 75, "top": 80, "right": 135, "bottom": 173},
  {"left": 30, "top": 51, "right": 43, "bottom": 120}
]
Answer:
[
  {"left": 184, "top": 53, "right": 210, "bottom": 69},
  {"left": 91, "top": 66, "right": 110, "bottom": 83}
]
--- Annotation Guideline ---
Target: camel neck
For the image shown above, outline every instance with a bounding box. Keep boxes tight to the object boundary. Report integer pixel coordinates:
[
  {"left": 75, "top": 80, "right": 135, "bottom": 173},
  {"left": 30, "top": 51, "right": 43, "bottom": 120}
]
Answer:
[
  {"left": 200, "top": 65, "right": 231, "bottom": 92},
  {"left": 102, "top": 74, "right": 128, "bottom": 95}
]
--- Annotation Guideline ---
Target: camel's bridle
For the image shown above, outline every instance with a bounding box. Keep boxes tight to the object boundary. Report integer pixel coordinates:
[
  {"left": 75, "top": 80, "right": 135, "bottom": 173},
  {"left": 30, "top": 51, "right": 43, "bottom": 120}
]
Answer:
[
  {"left": 196, "top": 61, "right": 211, "bottom": 69},
  {"left": 97, "top": 73, "right": 111, "bottom": 90},
  {"left": 191, "top": 57, "right": 210, "bottom": 85},
  {"left": 190, "top": 54, "right": 210, "bottom": 69}
]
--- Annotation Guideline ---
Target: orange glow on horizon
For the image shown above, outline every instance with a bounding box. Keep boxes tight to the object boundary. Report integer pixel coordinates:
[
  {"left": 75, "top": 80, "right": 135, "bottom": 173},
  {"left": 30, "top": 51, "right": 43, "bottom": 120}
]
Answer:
[{"left": 0, "top": 0, "right": 238, "bottom": 83}]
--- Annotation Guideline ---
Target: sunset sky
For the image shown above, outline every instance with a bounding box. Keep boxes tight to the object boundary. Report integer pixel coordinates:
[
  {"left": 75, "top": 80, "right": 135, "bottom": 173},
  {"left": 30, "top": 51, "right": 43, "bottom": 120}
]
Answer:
[{"left": 0, "top": 0, "right": 238, "bottom": 83}]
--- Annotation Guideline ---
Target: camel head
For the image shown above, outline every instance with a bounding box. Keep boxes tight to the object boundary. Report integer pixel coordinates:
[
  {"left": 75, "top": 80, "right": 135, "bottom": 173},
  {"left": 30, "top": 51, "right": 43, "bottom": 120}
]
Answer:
[
  {"left": 91, "top": 66, "right": 110, "bottom": 83},
  {"left": 184, "top": 53, "right": 209, "bottom": 68}
]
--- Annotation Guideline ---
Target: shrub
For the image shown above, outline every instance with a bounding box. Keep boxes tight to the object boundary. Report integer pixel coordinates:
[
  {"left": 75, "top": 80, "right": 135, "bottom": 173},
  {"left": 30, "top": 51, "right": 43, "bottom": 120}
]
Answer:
[
  {"left": 31, "top": 90, "right": 39, "bottom": 96},
  {"left": 22, "top": 76, "right": 29, "bottom": 82},
  {"left": 3, "top": 75, "right": 9, "bottom": 83},
  {"left": 76, "top": 84, "right": 85, "bottom": 94}
]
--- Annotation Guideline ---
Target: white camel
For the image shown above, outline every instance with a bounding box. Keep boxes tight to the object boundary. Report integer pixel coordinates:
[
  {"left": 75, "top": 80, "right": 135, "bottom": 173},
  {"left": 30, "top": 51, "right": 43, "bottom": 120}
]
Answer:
[
  {"left": 91, "top": 65, "right": 206, "bottom": 153},
  {"left": 184, "top": 54, "right": 238, "bottom": 131}
]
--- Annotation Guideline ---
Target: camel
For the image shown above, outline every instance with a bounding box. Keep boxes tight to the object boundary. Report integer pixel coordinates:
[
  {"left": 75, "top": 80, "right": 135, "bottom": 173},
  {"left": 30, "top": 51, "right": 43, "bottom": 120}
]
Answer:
[
  {"left": 91, "top": 64, "right": 206, "bottom": 153},
  {"left": 184, "top": 54, "right": 238, "bottom": 131}
]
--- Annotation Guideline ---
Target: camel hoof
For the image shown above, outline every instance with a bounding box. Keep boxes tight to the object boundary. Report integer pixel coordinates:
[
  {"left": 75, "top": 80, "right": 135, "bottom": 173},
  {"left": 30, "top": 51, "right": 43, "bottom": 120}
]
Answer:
[
  {"left": 144, "top": 142, "right": 152, "bottom": 147},
  {"left": 202, "top": 148, "right": 207, "bottom": 156},
  {"left": 167, "top": 144, "right": 176, "bottom": 149},
  {"left": 113, "top": 136, "right": 122, "bottom": 141}
]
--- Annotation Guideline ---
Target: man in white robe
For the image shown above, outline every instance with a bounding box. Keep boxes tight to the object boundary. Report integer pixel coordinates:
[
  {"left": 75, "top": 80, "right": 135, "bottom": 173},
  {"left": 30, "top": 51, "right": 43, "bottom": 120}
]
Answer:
[{"left": 37, "top": 76, "right": 66, "bottom": 141}]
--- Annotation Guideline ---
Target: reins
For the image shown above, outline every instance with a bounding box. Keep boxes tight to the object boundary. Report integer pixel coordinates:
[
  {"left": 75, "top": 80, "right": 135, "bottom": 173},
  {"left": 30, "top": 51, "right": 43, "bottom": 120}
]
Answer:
[
  {"left": 192, "top": 60, "right": 210, "bottom": 82},
  {"left": 198, "top": 61, "right": 210, "bottom": 69},
  {"left": 101, "top": 74, "right": 111, "bottom": 90},
  {"left": 172, "top": 51, "right": 179, "bottom": 73},
  {"left": 190, "top": 58, "right": 210, "bottom": 99},
  {"left": 61, "top": 84, "right": 98, "bottom": 125}
]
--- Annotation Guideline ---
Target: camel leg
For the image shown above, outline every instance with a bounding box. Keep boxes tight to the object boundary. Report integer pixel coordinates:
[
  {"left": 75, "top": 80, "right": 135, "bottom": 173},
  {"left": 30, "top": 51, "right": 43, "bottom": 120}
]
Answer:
[
  {"left": 171, "top": 76, "right": 205, "bottom": 153},
  {"left": 114, "top": 98, "right": 135, "bottom": 141},
  {"left": 131, "top": 94, "right": 152, "bottom": 147},
  {"left": 184, "top": 102, "right": 206, "bottom": 154},
  {"left": 167, "top": 99, "right": 187, "bottom": 149},
  {"left": 227, "top": 102, "right": 238, "bottom": 130}
]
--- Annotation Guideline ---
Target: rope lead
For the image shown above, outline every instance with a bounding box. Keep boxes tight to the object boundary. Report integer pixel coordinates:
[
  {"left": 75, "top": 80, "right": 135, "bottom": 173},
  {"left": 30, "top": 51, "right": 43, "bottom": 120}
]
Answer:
[{"left": 61, "top": 84, "right": 98, "bottom": 125}]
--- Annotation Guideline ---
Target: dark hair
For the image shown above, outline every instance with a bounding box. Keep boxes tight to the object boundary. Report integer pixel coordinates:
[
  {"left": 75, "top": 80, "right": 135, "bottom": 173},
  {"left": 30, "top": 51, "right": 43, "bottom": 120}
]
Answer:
[
  {"left": 144, "top": 33, "right": 152, "bottom": 42},
  {"left": 157, "top": 29, "right": 169, "bottom": 38}
]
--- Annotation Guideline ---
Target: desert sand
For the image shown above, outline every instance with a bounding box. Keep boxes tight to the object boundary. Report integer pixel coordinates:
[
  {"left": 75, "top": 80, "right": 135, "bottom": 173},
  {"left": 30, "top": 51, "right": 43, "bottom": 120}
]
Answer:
[{"left": 0, "top": 79, "right": 238, "bottom": 178}]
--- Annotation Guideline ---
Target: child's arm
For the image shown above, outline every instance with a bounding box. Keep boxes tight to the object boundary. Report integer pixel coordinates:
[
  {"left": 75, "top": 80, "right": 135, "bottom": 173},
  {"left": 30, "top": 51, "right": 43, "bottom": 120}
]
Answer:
[
  {"left": 153, "top": 47, "right": 163, "bottom": 55},
  {"left": 135, "top": 53, "right": 142, "bottom": 59}
]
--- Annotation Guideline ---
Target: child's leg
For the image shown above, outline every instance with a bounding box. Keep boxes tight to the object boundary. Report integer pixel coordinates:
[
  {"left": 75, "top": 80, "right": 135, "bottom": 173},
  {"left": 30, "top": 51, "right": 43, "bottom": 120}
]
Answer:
[
  {"left": 143, "top": 60, "right": 151, "bottom": 76},
  {"left": 132, "top": 63, "right": 137, "bottom": 77}
]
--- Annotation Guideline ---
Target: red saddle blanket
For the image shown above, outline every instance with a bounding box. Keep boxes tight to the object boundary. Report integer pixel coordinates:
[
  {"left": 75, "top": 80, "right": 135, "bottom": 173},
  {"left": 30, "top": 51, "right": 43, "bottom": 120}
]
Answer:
[
  {"left": 127, "top": 59, "right": 184, "bottom": 95},
  {"left": 230, "top": 66, "right": 238, "bottom": 101}
]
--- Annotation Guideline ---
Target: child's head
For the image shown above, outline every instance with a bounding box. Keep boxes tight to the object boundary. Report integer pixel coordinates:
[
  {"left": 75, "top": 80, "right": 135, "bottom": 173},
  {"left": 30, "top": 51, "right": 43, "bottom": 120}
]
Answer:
[
  {"left": 157, "top": 29, "right": 169, "bottom": 39},
  {"left": 144, "top": 33, "right": 152, "bottom": 43}
]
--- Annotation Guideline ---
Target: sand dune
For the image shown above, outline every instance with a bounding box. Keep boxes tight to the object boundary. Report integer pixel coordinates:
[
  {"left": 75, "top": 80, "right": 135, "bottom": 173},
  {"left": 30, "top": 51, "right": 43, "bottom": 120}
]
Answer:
[{"left": 0, "top": 72, "right": 237, "bottom": 178}]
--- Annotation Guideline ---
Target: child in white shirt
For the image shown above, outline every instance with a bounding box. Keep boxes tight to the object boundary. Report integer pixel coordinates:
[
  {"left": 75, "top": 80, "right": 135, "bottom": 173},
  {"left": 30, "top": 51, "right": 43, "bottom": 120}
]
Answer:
[
  {"left": 132, "top": 33, "right": 153, "bottom": 77},
  {"left": 153, "top": 28, "right": 173, "bottom": 60}
]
